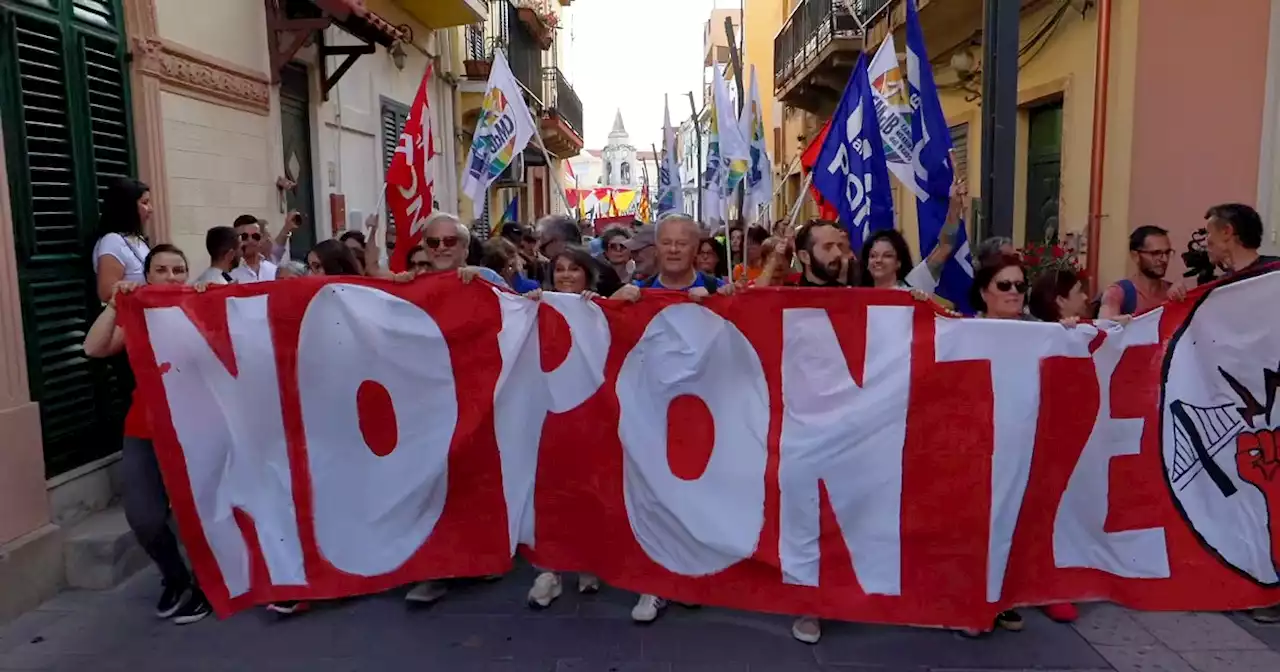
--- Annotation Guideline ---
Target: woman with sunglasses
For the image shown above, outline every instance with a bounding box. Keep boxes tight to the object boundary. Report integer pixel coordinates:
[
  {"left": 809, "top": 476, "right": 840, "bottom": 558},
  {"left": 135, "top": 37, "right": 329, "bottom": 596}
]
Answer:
[
  {"left": 696, "top": 236, "right": 727, "bottom": 279},
  {"left": 83, "top": 244, "right": 212, "bottom": 625},
  {"left": 598, "top": 226, "right": 635, "bottom": 284}
]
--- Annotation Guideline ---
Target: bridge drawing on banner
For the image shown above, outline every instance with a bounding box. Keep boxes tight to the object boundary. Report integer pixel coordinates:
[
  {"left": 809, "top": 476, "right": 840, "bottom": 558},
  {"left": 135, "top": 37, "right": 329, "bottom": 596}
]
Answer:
[{"left": 1169, "top": 400, "right": 1245, "bottom": 496}]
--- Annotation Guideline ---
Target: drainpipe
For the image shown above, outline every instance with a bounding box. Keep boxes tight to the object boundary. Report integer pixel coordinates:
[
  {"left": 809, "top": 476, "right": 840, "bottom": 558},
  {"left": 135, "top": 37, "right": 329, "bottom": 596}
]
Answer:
[{"left": 1085, "top": 0, "right": 1113, "bottom": 291}]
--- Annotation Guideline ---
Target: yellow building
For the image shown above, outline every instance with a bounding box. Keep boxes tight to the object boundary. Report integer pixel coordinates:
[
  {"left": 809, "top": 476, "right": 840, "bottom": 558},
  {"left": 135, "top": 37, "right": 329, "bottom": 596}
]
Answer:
[
  {"left": 0, "top": 0, "right": 485, "bottom": 624},
  {"left": 453, "top": 0, "right": 585, "bottom": 233},
  {"left": 762, "top": 0, "right": 1279, "bottom": 286}
]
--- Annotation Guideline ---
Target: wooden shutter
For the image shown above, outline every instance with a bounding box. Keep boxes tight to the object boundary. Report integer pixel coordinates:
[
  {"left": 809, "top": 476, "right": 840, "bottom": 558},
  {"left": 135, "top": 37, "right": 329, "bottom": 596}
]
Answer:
[
  {"left": 380, "top": 97, "right": 409, "bottom": 251},
  {"left": 949, "top": 122, "right": 969, "bottom": 178},
  {"left": 0, "top": 0, "right": 134, "bottom": 475}
]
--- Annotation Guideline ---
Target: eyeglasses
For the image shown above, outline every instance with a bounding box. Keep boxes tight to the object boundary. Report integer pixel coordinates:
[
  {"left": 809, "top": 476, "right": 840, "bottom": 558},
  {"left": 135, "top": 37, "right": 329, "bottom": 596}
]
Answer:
[
  {"left": 994, "top": 280, "right": 1028, "bottom": 293},
  {"left": 423, "top": 236, "right": 459, "bottom": 249},
  {"left": 240, "top": 232, "right": 262, "bottom": 241},
  {"left": 1137, "top": 249, "right": 1173, "bottom": 258},
  {"left": 607, "top": 242, "right": 629, "bottom": 251}
]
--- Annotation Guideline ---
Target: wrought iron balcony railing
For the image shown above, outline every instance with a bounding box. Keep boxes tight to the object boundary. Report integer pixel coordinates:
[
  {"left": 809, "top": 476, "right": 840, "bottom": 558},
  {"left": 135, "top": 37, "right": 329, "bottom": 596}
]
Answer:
[
  {"left": 773, "top": 0, "right": 891, "bottom": 90},
  {"left": 463, "top": 0, "right": 543, "bottom": 106},
  {"left": 543, "top": 66, "right": 583, "bottom": 138}
]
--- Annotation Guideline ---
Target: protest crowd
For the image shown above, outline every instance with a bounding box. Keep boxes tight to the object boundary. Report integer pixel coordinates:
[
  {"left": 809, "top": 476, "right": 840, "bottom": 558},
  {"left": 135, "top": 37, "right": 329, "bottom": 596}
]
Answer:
[{"left": 80, "top": 167, "right": 1280, "bottom": 642}]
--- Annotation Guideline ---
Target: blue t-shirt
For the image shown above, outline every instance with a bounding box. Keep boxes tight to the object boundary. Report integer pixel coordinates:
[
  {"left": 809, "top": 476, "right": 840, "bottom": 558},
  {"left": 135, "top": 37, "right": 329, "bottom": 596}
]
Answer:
[
  {"left": 633, "top": 272, "right": 723, "bottom": 291},
  {"left": 475, "top": 266, "right": 509, "bottom": 289},
  {"left": 512, "top": 273, "right": 540, "bottom": 293}
]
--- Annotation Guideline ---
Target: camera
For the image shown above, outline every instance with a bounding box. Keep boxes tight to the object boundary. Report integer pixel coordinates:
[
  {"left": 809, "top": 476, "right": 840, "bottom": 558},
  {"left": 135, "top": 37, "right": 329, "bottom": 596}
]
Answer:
[{"left": 1181, "top": 227, "right": 1218, "bottom": 286}]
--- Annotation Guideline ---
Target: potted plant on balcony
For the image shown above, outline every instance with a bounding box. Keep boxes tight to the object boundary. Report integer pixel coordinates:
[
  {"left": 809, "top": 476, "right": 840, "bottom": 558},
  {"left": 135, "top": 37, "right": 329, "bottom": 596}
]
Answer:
[
  {"left": 514, "top": 0, "right": 556, "bottom": 50},
  {"left": 463, "top": 36, "right": 504, "bottom": 79}
]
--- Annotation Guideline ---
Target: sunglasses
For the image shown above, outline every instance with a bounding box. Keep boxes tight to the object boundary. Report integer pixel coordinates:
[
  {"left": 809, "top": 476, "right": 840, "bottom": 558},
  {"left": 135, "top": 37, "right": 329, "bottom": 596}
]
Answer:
[
  {"left": 240, "top": 232, "right": 262, "bottom": 241},
  {"left": 423, "top": 236, "right": 459, "bottom": 249},
  {"left": 607, "top": 242, "right": 629, "bottom": 251},
  {"left": 994, "top": 280, "right": 1028, "bottom": 294}
]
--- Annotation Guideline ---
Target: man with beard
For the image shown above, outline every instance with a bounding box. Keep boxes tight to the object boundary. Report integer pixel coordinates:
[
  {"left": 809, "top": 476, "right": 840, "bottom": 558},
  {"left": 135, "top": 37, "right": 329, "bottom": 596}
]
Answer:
[
  {"left": 795, "top": 220, "right": 852, "bottom": 286},
  {"left": 1097, "top": 225, "right": 1186, "bottom": 318}
]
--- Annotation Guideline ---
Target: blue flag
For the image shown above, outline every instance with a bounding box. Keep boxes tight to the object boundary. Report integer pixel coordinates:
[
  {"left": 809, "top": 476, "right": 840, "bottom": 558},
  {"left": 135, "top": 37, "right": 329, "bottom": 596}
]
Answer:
[
  {"left": 905, "top": 0, "right": 973, "bottom": 312},
  {"left": 500, "top": 195, "right": 519, "bottom": 224},
  {"left": 812, "top": 54, "right": 894, "bottom": 250}
]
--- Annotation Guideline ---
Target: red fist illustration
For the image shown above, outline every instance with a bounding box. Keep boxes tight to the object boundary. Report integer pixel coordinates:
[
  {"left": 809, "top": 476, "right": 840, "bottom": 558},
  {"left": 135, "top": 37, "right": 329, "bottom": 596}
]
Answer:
[{"left": 1236, "top": 428, "right": 1280, "bottom": 571}]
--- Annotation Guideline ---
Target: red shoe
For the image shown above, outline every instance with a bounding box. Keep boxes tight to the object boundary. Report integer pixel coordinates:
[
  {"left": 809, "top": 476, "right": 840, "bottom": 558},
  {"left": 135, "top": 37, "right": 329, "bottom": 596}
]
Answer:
[{"left": 1041, "top": 603, "right": 1078, "bottom": 623}]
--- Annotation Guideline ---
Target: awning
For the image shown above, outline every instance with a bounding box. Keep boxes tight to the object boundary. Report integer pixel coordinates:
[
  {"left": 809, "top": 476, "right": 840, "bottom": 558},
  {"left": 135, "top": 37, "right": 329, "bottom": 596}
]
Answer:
[
  {"left": 393, "top": 0, "right": 488, "bottom": 30},
  {"left": 265, "top": 0, "right": 407, "bottom": 97},
  {"left": 313, "top": 0, "right": 405, "bottom": 47}
]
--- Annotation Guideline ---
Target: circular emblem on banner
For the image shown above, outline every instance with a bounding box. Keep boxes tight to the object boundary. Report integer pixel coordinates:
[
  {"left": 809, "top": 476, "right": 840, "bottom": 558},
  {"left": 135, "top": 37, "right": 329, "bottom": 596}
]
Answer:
[{"left": 1160, "top": 269, "right": 1280, "bottom": 586}]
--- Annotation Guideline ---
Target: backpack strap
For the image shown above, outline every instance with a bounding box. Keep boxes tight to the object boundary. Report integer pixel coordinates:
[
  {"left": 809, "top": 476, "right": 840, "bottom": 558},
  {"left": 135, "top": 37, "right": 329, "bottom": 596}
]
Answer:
[{"left": 1117, "top": 279, "right": 1138, "bottom": 315}]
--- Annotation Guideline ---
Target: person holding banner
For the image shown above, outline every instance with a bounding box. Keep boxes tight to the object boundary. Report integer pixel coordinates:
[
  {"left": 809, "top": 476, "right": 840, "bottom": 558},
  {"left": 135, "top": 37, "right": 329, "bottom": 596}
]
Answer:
[
  {"left": 613, "top": 214, "right": 732, "bottom": 300},
  {"left": 82, "top": 244, "right": 212, "bottom": 626},
  {"left": 859, "top": 178, "right": 967, "bottom": 294}
]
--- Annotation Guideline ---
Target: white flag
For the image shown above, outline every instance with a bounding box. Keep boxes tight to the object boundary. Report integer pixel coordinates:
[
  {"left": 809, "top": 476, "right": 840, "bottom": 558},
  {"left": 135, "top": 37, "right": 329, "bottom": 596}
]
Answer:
[
  {"left": 740, "top": 66, "right": 773, "bottom": 223},
  {"left": 460, "top": 51, "right": 539, "bottom": 219},
  {"left": 658, "top": 95, "right": 684, "bottom": 217},
  {"left": 714, "top": 65, "right": 749, "bottom": 221},
  {"left": 868, "top": 34, "right": 922, "bottom": 198}
]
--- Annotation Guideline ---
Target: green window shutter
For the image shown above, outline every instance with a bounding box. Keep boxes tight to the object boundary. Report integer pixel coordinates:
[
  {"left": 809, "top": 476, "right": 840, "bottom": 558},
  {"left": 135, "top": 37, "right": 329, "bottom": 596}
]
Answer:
[
  {"left": 1, "top": 0, "right": 134, "bottom": 476},
  {"left": 380, "top": 97, "right": 409, "bottom": 252}
]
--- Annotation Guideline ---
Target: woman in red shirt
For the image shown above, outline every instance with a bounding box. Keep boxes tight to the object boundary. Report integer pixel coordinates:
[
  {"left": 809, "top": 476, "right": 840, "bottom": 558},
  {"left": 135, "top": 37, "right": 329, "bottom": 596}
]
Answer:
[{"left": 83, "top": 244, "right": 210, "bottom": 625}]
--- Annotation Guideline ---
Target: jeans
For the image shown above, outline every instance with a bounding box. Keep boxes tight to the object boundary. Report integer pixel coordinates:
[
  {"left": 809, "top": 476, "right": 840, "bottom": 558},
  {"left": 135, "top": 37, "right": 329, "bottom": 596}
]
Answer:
[{"left": 121, "top": 437, "right": 190, "bottom": 588}]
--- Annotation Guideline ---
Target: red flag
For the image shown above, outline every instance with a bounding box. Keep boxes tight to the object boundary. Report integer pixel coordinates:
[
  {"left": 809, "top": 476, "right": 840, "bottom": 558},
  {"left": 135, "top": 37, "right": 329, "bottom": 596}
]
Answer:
[
  {"left": 800, "top": 118, "right": 840, "bottom": 222},
  {"left": 386, "top": 65, "right": 438, "bottom": 273}
]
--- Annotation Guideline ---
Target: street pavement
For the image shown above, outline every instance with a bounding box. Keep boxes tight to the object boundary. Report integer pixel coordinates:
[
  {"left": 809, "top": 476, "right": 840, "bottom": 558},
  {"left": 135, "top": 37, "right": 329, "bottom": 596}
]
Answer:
[{"left": 1, "top": 563, "right": 1278, "bottom": 671}]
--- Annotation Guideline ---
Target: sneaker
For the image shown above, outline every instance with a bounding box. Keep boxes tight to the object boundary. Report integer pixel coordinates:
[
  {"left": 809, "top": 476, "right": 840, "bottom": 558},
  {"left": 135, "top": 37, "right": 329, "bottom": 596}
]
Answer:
[
  {"left": 527, "top": 572, "right": 563, "bottom": 609},
  {"left": 996, "top": 610, "right": 1024, "bottom": 632},
  {"left": 791, "top": 616, "right": 821, "bottom": 644},
  {"left": 155, "top": 581, "right": 190, "bottom": 619},
  {"left": 577, "top": 573, "right": 601, "bottom": 594},
  {"left": 631, "top": 594, "right": 668, "bottom": 623},
  {"left": 405, "top": 580, "right": 449, "bottom": 605},
  {"left": 1250, "top": 606, "right": 1280, "bottom": 623},
  {"left": 266, "top": 601, "right": 311, "bottom": 616},
  {"left": 171, "top": 590, "right": 211, "bottom": 625},
  {"left": 1042, "top": 603, "right": 1079, "bottom": 623}
]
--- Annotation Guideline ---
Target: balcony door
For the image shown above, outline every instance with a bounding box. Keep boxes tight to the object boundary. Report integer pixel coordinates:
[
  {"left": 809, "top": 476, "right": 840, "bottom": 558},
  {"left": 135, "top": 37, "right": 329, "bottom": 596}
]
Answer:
[{"left": 1024, "top": 100, "right": 1064, "bottom": 246}]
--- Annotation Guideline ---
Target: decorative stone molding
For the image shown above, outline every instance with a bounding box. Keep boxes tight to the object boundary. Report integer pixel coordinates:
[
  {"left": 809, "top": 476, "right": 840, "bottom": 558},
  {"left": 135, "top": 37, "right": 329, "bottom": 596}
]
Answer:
[{"left": 132, "top": 37, "right": 272, "bottom": 116}]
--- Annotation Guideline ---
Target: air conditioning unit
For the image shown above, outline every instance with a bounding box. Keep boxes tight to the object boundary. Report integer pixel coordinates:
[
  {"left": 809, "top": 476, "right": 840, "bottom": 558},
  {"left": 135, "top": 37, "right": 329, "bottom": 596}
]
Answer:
[{"left": 494, "top": 152, "right": 525, "bottom": 186}]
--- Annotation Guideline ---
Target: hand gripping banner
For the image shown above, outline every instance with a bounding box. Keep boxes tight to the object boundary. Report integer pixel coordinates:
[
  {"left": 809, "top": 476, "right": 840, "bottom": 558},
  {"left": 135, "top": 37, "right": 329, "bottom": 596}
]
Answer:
[{"left": 115, "top": 268, "right": 1280, "bottom": 628}]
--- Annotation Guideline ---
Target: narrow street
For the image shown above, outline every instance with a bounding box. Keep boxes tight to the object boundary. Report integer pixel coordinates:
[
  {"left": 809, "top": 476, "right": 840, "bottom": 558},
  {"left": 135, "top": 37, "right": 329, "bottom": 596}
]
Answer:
[{"left": 2, "top": 564, "right": 1278, "bottom": 671}]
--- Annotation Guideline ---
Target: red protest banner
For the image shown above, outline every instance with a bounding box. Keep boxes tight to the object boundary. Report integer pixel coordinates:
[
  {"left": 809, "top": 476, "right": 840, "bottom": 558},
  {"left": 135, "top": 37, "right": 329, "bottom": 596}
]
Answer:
[{"left": 115, "top": 269, "right": 1280, "bottom": 628}]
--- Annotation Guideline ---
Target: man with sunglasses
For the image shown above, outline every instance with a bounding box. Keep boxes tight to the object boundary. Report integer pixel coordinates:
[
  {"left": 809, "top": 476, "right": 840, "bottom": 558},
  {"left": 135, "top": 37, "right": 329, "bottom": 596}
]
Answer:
[
  {"left": 229, "top": 214, "right": 277, "bottom": 283},
  {"left": 1098, "top": 225, "right": 1186, "bottom": 318}
]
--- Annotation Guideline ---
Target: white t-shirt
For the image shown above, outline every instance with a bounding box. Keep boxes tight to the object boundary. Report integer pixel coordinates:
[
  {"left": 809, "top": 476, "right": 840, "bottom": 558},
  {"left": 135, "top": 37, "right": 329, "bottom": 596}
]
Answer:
[
  {"left": 229, "top": 259, "right": 277, "bottom": 283},
  {"left": 194, "top": 267, "right": 232, "bottom": 285},
  {"left": 92, "top": 233, "right": 149, "bottom": 283}
]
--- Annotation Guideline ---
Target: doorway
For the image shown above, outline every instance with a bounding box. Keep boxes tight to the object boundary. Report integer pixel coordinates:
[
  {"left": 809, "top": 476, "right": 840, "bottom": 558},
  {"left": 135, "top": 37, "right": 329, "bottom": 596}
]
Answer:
[
  {"left": 279, "top": 63, "right": 317, "bottom": 259},
  {"left": 1024, "top": 100, "right": 1063, "bottom": 245}
]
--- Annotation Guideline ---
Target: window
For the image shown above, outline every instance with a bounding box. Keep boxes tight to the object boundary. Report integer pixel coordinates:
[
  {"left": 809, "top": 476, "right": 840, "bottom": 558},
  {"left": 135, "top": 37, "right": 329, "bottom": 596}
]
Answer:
[
  {"left": 379, "top": 96, "right": 410, "bottom": 251},
  {"left": 0, "top": 0, "right": 136, "bottom": 476}
]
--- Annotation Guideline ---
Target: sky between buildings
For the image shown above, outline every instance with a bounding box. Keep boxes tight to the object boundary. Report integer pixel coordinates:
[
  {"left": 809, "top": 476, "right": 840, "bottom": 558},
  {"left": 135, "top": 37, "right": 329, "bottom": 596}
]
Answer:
[{"left": 567, "top": 0, "right": 742, "bottom": 150}]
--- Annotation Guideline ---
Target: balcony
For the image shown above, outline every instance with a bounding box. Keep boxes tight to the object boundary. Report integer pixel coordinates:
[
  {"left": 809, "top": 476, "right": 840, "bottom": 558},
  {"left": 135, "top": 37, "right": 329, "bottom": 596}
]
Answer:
[
  {"left": 774, "top": 0, "right": 891, "bottom": 115},
  {"left": 462, "top": 0, "right": 543, "bottom": 106},
  {"left": 540, "top": 66, "right": 584, "bottom": 158},
  {"left": 394, "top": 0, "right": 487, "bottom": 29}
]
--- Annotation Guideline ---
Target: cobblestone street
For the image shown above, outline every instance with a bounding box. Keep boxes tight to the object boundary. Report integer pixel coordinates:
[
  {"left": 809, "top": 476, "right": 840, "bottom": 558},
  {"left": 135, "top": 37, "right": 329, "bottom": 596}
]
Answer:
[{"left": 2, "top": 564, "right": 1278, "bottom": 671}]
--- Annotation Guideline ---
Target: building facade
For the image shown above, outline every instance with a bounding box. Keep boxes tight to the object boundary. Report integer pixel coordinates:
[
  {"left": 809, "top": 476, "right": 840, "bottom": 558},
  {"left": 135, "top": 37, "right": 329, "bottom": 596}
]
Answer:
[
  {"left": 0, "top": 0, "right": 488, "bottom": 623},
  {"left": 456, "top": 0, "right": 584, "bottom": 233},
  {"left": 765, "top": 0, "right": 1280, "bottom": 279}
]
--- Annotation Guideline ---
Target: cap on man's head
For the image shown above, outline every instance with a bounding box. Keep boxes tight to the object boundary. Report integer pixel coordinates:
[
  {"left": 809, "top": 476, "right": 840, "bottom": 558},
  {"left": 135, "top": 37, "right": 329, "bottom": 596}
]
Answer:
[
  {"left": 625, "top": 224, "right": 656, "bottom": 250},
  {"left": 500, "top": 222, "right": 527, "bottom": 242}
]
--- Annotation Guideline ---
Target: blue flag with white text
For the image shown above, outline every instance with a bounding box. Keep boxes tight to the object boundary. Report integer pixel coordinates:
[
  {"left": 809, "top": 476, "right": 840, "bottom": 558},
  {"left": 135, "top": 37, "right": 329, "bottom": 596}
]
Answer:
[
  {"left": 813, "top": 54, "right": 894, "bottom": 250},
  {"left": 906, "top": 0, "right": 973, "bottom": 312}
]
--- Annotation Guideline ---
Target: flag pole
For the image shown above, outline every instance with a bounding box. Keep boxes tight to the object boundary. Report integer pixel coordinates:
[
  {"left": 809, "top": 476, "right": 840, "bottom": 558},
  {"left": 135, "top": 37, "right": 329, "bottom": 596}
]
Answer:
[{"left": 529, "top": 129, "right": 573, "bottom": 217}]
